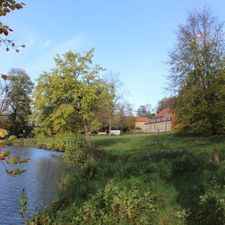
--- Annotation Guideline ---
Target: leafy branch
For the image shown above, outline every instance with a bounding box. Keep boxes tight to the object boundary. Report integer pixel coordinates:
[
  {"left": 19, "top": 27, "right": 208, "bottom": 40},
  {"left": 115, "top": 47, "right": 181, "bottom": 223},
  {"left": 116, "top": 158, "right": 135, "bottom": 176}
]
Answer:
[
  {"left": 0, "top": 0, "right": 26, "bottom": 51},
  {"left": 0, "top": 128, "right": 29, "bottom": 176}
]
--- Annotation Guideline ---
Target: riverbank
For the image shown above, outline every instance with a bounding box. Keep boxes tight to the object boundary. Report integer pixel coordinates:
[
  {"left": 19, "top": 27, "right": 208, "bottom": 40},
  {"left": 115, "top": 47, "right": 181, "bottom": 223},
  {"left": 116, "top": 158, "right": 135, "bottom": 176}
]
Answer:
[
  {"left": 8, "top": 136, "right": 67, "bottom": 151},
  {"left": 29, "top": 133, "right": 225, "bottom": 225},
  {"left": 9, "top": 133, "right": 225, "bottom": 153}
]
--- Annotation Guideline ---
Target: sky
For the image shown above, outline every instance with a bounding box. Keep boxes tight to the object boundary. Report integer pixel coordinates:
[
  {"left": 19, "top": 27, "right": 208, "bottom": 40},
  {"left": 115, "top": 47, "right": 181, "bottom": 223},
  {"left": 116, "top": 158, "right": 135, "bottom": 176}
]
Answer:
[{"left": 1, "top": 0, "right": 225, "bottom": 111}]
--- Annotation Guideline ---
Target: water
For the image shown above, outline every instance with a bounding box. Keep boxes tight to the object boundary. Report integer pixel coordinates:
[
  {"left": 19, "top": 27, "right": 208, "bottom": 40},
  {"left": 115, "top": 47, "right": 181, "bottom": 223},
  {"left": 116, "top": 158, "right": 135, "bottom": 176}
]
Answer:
[{"left": 0, "top": 146, "right": 66, "bottom": 225}]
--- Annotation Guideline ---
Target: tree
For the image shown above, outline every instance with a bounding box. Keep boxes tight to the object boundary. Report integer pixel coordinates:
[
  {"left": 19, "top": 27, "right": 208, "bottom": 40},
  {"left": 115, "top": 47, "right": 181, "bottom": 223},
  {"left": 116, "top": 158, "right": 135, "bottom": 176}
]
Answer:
[
  {"left": 105, "top": 74, "right": 125, "bottom": 135},
  {"left": 137, "top": 104, "right": 154, "bottom": 117},
  {"left": 96, "top": 73, "right": 124, "bottom": 134},
  {"left": 111, "top": 103, "right": 135, "bottom": 132},
  {"left": 168, "top": 9, "right": 225, "bottom": 136},
  {"left": 0, "top": 74, "right": 29, "bottom": 176},
  {"left": 156, "top": 96, "right": 176, "bottom": 114},
  {"left": 6, "top": 68, "right": 34, "bottom": 136},
  {"left": 95, "top": 82, "right": 115, "bottom": 132},
  {"left": 0, "top": 0, "right": 25, "bottom": 51},
  {"left": 32, "top": 49, "right": 104, "bottom": 136},
  {"left": 0, "top": 2, "right": 29, "bottom": 180}
]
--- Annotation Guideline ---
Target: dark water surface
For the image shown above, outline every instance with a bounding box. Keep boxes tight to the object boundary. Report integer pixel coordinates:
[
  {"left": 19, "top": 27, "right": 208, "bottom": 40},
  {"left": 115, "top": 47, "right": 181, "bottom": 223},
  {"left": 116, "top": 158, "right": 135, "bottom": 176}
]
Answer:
[{"left": 0, "top": 146, "right": 66, "bottom": 225}]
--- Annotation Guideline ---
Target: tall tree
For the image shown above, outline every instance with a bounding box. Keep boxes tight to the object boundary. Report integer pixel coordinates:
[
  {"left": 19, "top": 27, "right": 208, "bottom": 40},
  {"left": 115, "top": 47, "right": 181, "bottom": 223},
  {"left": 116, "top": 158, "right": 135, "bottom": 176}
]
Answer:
[
  {"left": 32, "top": 49, "right": 104, "bottom": 136},
  {"left": 96, "top": 73, "right": 124, "bottom": 134},
  {"left": 0, "top": 2, "right": 29, "bottom": 177},
  {"left": 95, "top": 81, "right": 115, "bottom": 132},
  {"left": 112, "top": 103, "right": 135, "bottom": 132},
  {"left": 168, "top": 9, "right": 225, "bottom": 136},
  {"left": 0, "top": 74, "right": 10, "bottom": 129},
  {"left": 7, "top": 68, "right": 34, "bottom": 136}
]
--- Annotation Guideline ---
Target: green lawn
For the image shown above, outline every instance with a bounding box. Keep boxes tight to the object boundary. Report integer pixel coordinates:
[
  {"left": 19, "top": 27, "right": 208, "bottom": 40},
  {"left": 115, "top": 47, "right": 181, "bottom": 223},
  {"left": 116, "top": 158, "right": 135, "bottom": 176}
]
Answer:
[
  {"left": 91, "top": 133, "right": 225, "bottom": 154},
  {"left": 30, "top": 133, "right": 225, "bottom": 225}
]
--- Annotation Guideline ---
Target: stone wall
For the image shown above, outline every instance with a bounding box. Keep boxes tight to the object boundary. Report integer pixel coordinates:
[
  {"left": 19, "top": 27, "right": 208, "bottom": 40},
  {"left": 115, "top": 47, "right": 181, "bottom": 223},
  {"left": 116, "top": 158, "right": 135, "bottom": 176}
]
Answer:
[
  {"left": 135, "top": 122, "right": 147, "bottom": 131},
  {"left": 145, "top": 120, "right": 172, "bottom": 133}
]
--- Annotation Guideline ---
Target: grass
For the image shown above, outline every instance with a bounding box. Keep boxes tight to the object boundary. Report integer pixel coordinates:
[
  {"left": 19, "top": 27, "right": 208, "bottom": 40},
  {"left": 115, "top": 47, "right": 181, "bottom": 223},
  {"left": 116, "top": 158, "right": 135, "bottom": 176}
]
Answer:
[
  {"left": 25, "top": 134, "right": 225, "bottom": 224},
  {"left": 11, "top": 133, "right": 225, "bottom": 154},
  {"left": 92, "top": 133, "right": 225, "bottom": 155}
]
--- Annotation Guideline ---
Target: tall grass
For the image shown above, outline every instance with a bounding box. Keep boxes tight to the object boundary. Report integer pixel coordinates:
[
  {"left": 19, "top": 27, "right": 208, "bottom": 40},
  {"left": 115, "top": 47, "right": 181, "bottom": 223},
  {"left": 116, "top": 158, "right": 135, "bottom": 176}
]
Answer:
[{"left": 27, "top": 134, "right": 225, "bottom": 224}]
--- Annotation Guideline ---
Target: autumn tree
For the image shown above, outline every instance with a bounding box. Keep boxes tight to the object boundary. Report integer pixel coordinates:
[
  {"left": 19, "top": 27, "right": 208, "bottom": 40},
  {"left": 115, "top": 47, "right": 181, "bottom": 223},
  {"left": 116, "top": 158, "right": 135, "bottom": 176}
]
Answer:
[
  {"left": 156, "top": 96, "right": 176, "bottom": 114},
  {"left": 0, "top": 0, "right": 25, "bottom": 51},
  {"left": 32, "top": 49, "right": 105, "bottom": 136},
  {"left": 5, "top": 68, "right": 34, "bottom": 136},
  {"left": 168, "top": 9, "right": 225, "bottom": 136}
]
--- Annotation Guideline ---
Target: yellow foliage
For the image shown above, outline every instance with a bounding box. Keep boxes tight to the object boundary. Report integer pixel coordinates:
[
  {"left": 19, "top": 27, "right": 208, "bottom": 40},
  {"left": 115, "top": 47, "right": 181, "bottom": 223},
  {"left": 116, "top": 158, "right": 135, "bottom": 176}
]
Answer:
[
  {"left": 0, "top": 150, "right": 10, "bottom": 159},
  {"left": 8, "top": 168, "right": 25, "bottom": 176},
  {"left": 0, "top": 128, "right": 8, "bottom": 138}
]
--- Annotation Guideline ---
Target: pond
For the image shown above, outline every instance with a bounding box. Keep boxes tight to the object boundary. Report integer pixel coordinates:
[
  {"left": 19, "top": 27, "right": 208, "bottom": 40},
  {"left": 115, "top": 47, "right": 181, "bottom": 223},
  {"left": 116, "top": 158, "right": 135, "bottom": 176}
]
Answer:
[{"left": 0, "top": 146, "right": 66, "bottom": 225}]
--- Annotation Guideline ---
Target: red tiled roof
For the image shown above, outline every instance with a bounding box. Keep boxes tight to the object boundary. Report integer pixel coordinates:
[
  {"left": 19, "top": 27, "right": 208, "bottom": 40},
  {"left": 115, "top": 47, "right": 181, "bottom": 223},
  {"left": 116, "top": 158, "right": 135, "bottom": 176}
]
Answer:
[
  {"left": 156, "top": 108, "right": 171, "bottom": 118},
  {"left": 135, "top": 116, "right": 149, "bottom": 122}
]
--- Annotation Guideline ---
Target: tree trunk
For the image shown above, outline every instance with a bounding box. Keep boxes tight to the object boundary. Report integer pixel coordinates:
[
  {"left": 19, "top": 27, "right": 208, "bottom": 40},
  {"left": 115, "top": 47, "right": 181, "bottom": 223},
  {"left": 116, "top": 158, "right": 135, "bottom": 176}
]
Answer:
[{"left": 109, "top": 113, "right": 112, "bottom": 136}]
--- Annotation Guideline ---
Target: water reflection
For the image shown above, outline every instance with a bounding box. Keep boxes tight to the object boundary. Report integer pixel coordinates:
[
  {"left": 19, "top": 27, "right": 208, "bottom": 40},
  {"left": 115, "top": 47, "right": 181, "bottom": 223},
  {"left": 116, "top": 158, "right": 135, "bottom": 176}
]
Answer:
[{"left": 0, "top": 146, "right": 66, "bottom": 225}]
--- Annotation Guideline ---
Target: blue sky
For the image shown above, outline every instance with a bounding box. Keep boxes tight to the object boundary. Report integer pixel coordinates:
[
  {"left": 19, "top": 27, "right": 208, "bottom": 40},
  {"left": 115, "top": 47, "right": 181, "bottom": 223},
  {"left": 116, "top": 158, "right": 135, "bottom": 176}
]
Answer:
[{"left": 1, "top": 0, "right": 225, "bottom": 110}]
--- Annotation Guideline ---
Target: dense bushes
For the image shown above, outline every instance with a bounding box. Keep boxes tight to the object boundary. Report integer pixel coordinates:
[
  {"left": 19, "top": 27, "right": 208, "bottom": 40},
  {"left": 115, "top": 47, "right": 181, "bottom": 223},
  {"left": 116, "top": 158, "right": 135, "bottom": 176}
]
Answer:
[
  {"left": 197, "top": 192, "right": 225, "bottom": 225},
  {"left": 72, "top": 180, "right": 156, "bottom": 225}
]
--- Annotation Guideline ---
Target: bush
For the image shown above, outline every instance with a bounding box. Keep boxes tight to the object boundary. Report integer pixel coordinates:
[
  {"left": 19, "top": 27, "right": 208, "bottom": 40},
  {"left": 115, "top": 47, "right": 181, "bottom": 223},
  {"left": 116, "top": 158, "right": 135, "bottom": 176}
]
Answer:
[
  {"left": 6, "top": 135, "right": 18, "bottom": 145},
  {"left": 73, "top": 180, "right": 156, "bottom": 225},
  {"left": 8, "top": 135, "right": 17, "bottom": 141},
  {"left": 196, "top": 191, "right": 225, "bottom": 225},
  {"left": 63, "top": 134, "right": 90, "bottom": 168},
  {"left": 172, "top": 152, "right": 208, "bottom": 175},
  {"left": 49, "top": 139, "right": 65, "bottom": 151}
]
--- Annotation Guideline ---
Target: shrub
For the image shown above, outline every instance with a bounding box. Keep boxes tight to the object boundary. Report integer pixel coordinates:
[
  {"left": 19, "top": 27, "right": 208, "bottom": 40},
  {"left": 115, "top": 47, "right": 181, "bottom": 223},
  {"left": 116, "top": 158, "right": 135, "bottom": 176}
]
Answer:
[
  {"left": 63, "top": 134, "right": 90, "bottom": 168},
  {"left": 50, "top": 139, "right": 65, "bottom": 151},
  {"left": 73, "top": 180, "right": 156, "bottom": 225},
  {"left": 8, "top": 135, "right": 17, "bottom": 141},
  {"left": 6, "top": 135, "right": 18, "bottom": 145},
  {"left": 172, "top": 152, "right": 208, "bottom": 175},
  {"left": 196, "top": 191, "right": 225, "bottom": 225}
]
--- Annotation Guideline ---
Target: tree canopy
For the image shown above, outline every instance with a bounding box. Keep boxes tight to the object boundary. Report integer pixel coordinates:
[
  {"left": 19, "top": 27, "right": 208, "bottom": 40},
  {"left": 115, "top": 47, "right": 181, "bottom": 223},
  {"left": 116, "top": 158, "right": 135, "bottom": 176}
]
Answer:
[
  {"left": 168, "top": 9, "right": 225, "bottom": 136},
  {"left": 32, "top": 49, "right": 106, "bottom": 136},
  {"left": 7, "top": 68, "right": 34, "bottom": 136}
]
